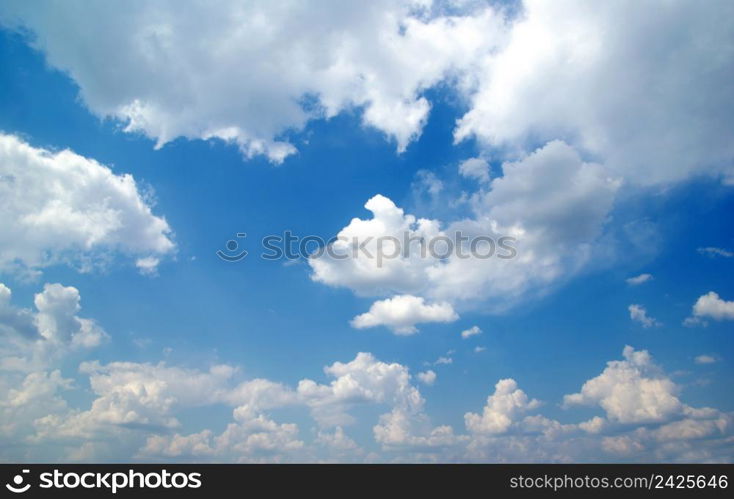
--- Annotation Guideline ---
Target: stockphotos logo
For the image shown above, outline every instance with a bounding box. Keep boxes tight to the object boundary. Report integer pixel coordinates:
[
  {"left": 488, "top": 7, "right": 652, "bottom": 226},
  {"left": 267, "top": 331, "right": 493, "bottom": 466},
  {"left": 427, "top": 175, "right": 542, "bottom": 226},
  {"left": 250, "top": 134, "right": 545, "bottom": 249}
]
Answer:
[
  {"left": 5, "top": 469, "right": 31, "bottom": 493},
  {"left": 4, "top": 468, "right": 202, "bottom": 494}
]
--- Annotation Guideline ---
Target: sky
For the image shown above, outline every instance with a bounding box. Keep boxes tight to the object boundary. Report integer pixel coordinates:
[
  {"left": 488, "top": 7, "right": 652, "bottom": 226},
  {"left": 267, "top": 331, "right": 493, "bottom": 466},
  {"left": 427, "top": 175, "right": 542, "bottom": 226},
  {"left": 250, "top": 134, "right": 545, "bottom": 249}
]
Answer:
[{"left": 0, "top": 0, "right": 733, "bottom": 463}]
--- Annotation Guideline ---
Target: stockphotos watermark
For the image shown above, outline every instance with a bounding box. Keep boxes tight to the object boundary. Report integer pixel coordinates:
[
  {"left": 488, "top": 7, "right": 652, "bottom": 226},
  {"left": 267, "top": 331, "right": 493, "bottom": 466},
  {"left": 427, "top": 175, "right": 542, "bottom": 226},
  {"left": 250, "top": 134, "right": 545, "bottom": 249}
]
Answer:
[
  {"left": 4, "top": 468, "right": 202, "bottom": 494},
  {"left": 216, "top": 230, "right": 517, "bottom": 266}
]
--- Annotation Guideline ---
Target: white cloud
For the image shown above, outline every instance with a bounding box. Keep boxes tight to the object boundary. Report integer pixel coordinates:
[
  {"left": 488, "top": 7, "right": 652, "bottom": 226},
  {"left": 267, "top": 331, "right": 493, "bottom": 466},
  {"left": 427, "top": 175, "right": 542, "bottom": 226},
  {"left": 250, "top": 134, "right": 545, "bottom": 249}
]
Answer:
[
  {"left": 0, "top": 282, "right": 108, "bottom": 371},
  {"left": 687, "top": 291, "right": 734, "bottom": 323},
  {"left": 626, "top": 273, "right": 653, "bottom": 286},
  {"left": 2, "top": 342, "right": 732, "bottom": 462},
  {"left": 135, "top": 257, "right": 160, "bottom": 276},
  {"left": 465, "top": 379, "right": 541, "bottom": 435},
  {"left": 694, "top": 355, "right": 717, "bottom": 365},
  {"left": 373, "top": 408, "right": 457, "bottom": 450},
  {"left": 454, "top": 0, "right": 734, "bottom": 186},
  {"left": 578, "top": 416, "right": 606, "bottom": 434},
  {"left": 0, "top": 0, "right": 506, "bottom": 162},
  {"left": 316, "top": 426, "right": 360, "bottom": 453},
  {"left": 312, "top": 141, "right": 619, "bottom": 313},
  {"left": 297, "top": 352, "right": 424, "bottom": 428},
  {"left": 697, "top": 247, "right": 734, "bottom": 259},
  {"left": 458, "top": 157, "right": 490, "bottom": 184},
  {"left": 0, "top": 134, "right": 174, "bottom": 276},
  {"left": 309, "top": 194, "right": 444, "bottom": 297},
  {"left": 563, "top": 346, "right": 682, "bottom": 424},
  {"left": 4, "top": 0, "right": 731, "bottom": 183},
  {"left": 473, "top": 346, "right": 486, "bottom": 353},
  {"left": 417, "top": 370, "right": 436, "bottom": 386},
  {"left": 601, "top": 435, "right": 644, "bottom": 456},
  {"left": 350, "top": 295, "right": 458, "bottom": 335},
  {"left": 628, "top": 304, "right": 661, "bottom": 328},
  {"left": 140, "top": 414, "right": 304, "bottom": 463},
  {"left": 433, "top": 354, "right": 453, "bottom": 366},
  {"left": 460, "top": 325, "right": 482, "bottom": 339}
]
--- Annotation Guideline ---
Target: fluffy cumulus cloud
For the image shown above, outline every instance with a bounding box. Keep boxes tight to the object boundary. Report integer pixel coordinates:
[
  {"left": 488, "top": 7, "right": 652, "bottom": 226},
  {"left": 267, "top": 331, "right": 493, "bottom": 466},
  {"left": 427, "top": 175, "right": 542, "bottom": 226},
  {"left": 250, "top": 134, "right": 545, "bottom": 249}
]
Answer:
[
  {"left": 563, "top": 346, "right": 682, "bottom": 424},
  {"left": 350, "top": 295, "right": 458, "bottom": 334},
  {"left": 1, "top": 0, "right": 734, "bottom": 465},
  {"left": 0, "top": 282, "right": 108, "bottom": 372},
  {"left": 2, "top": 336, "right": 733, "bottom": 462},
  {"left": 462, "top": 347, "right": 733, "bottom": 462},
  {"left": 3, "top": 0, "right": 732, "bottom": 179},
  {"left": 416, "top": 370, "right": 436, "bottom": 386},
  {"left": 684, "top": 291, "right": 734, "bottom": 326},
  {"left": 0, "top": 0, "right": 506, "bottom": 162},
  {"left": 311, "top": 141, "right": 619, "bottom": 319},
  {"left": 454, "top": 0, "right": 734, "bottom": 186},
  {"left": 465, "top": 379, "right": 540, "bottom": 435},
  {"left": 0, "top": 134, "right": 174, "bottom": 276}
]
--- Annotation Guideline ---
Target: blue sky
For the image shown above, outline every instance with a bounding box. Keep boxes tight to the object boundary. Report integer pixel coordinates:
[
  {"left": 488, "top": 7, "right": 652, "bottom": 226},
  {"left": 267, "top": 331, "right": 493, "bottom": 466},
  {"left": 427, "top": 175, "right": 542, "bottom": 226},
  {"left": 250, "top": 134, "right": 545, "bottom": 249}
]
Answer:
[{"left": 0, "top": 1, "right": 732, "bottom": 463}]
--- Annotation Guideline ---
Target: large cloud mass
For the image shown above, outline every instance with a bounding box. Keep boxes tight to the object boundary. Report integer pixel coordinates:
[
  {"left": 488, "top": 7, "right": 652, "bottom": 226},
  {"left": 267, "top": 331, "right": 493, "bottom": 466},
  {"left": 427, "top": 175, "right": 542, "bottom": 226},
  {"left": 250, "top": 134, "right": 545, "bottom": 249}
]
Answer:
[
  {"left": 0, "top": 0, "right": 505, "bottom": 162},
  {"left": 2, "top": 0, "right": 732, "bottom": 184},
  {"left": 0, "top": 134, "right": 174, "bottom": 276}
]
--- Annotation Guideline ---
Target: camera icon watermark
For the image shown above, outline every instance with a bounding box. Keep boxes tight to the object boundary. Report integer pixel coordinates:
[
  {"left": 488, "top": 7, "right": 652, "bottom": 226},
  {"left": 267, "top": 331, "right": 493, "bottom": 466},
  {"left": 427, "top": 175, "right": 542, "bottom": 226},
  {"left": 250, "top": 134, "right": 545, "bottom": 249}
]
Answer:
[
  {"left": 6, "top": 469, "right": 31, "bottom": 494},
  {"left": 216, "top": 233, "right": 248, "bottom": 262}
]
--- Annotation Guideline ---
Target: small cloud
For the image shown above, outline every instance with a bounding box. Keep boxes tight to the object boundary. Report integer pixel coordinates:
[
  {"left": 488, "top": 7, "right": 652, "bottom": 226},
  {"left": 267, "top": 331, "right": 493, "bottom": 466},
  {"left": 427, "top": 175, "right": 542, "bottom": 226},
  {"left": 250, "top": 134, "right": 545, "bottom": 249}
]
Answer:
[
  {"left": 417, "top": 370, "right": 437, "bottom": 386},
  {"left": 694, "top": 354, "right": 717, "bottom": 365},
  {"left": 683, "top": 317, "right": 707, "bottom": 328},
  {"left": 414, "top": 170, "right": 444, "bottom": 195},
  {"left": 458, "top": 157, "right": 490, "bottom": 184},
  {"left": 684, "top": 291, "right": 734, "bottom": 325},
  {"left": 697, "top": 247, "right": 733, "bottom": 258},
  {"left": 350, "top": 294, "right": 458, "bottom": 335},
  {"left": 474, "top": 346, "right": 486, "bottom": 353},
  {"left": 433, "top": 356, "right": 454, "bottom": 366},
  {"left": 461, "top": 325, "right": 482, "bottom": 339},
  {"left": 626, "top": 273, "right": 653, "bottom": 285},
  {"left": 628, "top": 304, "right": 661, "bottom": 328},
  {"left": 136, "top": 256, "right": 160, "bottom": 276}
]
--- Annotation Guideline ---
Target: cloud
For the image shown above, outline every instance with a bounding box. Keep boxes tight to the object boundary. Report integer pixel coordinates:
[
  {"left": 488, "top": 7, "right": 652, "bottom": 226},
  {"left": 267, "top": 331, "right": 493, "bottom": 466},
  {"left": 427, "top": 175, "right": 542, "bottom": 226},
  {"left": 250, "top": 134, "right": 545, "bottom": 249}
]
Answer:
[
  {"left": 563, "top": 346, "right": 681, "bottom": 424},
  {"left": 297, "top": 352, "right": 425, "bottom": 428},
  {"left": 0, "top": 134, "right": 174, "bottom": 276},
  {"left": 0, "top": 282, "right": 108, "bottom": 371},
  {"left": 697, "top": 247, "right": 734, "bottom": 259},
  {"left": 350, "top": 295, "right": 458, "bottom": 335},
  {"left": 628, "top": 304, "right": 661, "bottom": 328},
  {"left": 416, "top": 370, "right": 436, "bottom": 386},
  {"left": 135, "top": 257, "right": 160, "bottom": 276},
  {"left": 626, "top": 273, "right": 653, "bottom": 286},
  {"left": 454, "top": 0, "right": 734, "bottom": 186},
  {"left": 685, "top": 292, "right": 734, "bottom": 325},
  {"left": 458, "top": 157, "right": 490, "bottom": 184},
  {"left": 0, "top": 0, "right": 506, "bottom": 162},
  {"left": 694, "top": 355, "right": 717, "bottom": 365},
  {"left": 311, "top": 141, "right": 620, "bottom": 313},
  {"left": 2, "top": 341, "right": 732, "bottom": 462},
  {"left": 460, "top": 325, "right": 482, "bottom": 339},
  {"left": 433, "top": 353, "right": 453, "bottom": 366},
  {"left": 4, "top": 0, "right": 732, "bottom": 182},
  {"left": 473, "top": 346, "right": 486, "bottom": 353},
  {"left": 316, "top": 426, "right": 360, "bottom": 454},
  {"left": 465, "top": 379, "right": 541, "bottom": 435}
]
